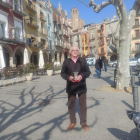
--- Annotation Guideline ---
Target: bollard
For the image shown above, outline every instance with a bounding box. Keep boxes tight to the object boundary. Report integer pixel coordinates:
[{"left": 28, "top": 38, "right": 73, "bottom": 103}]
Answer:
[
  {"left": 137, "top": 129, "right": 140, "bottom": 140},
  {"left": 131, "top": 76, "right": 135, "bottom": 86},
  {"left": 132, "top": 85, "right": 139, "bottom": 112}
]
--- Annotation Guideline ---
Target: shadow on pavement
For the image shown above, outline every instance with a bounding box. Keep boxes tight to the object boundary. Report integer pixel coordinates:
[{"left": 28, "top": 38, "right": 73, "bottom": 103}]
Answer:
[
  {"left": 108, "top": 128, "right": 136, "bottom": 140},
  {"left": 122, "top": 101, "right": 133, "bottom": 110},
  {"left": 0, "top": 84, "right": 99, "bottom": 140}
]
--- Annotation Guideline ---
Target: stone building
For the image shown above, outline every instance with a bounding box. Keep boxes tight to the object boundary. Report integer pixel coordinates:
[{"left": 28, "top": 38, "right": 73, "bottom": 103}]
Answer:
[
  {"left": 131, "top": 9, "right": 140, "bottom": 58},
  {"left": 0, "top": 0, "right": 25, "bottom": 68},
  {"left": 81, "top": 24, "right": 90, "bottom": 57},
  {"left": 36, "top": 0, "right": 49, "bottom": 64},
  {"left": 96, "top": 23, "right": 107, "bottom": 59},
  {"left": 58, "top": 3, "right": 70, "bottom": 60},
  {"left": 88, "top": 23, "right": 98, "bottom": 58},
  {"left": 52, "top": 5, "right": 63, "bottom": 64},
  {"left": 68, "top": 6, "right": 85, "bottom": 31}
]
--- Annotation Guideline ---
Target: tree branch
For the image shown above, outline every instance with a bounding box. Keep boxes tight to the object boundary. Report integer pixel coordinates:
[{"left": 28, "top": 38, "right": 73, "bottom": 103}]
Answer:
[
  {"left": 89, "top": 0, "right": 113, "bottom": 13},
  {"left": 78, "top": 0, "right": 90, "bottom": 7}
]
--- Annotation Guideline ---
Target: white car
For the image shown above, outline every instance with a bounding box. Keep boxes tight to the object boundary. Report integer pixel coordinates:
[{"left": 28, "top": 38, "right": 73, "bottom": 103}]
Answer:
[
  {"left": 129, "top": 58, "right": 138, "bottom": 67},
  {"left": 108, "top": 61, "right": 116, "bottom": 67},
  {"left": 86, "top": 57, "right": 95, "bottom": 66}
]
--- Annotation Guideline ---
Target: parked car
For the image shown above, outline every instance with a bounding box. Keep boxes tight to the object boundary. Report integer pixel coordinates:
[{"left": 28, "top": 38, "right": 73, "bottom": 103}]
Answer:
[
  {"left": 86, "top": 57, "right": 95, "bottom": 66},
  {"left": 112, "top": 61, "right": 117, "bottom": 67},
  {"left": 129, "top": 58, "right": 138, "bottom": 67},
  {"left": 108, "top": 61, "right": 116, "bottom": 67}
]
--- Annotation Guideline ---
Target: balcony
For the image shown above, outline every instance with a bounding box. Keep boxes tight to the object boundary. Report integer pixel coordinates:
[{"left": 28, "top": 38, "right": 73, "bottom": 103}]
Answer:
[
  {"left": 26, "top": 19, "right": 39, "bottom": 29},
  {"left": 132, "top": 35, "right": 140, "bottom": 40},
  {"left": 12, "top": 4, "right": 26, "bottom": 16},
  {"left": 63, "top": 30, "right": 69, "bottom": 38},
  {"left": 48, "top": 20, "right": 51, "bottom": 25},
  {"left": 76, "top": 39, "right": 80, "bottom": 42},
  {"left": 99, "top": 39, "right": 104, "bottom": 46},
  {"left": 53, "top": 18, "right": 57, "bottom": 23},
  {"left": 40, "top": 29, "right": 47, "bottom": 36},
  {"left": 54, "top": 41, "right": 61, "bottom": 46},
  {"left": 98, "top": 32, "right": 104, "bottom": 38},
  {"left": 40, "top": 15, "right": 46, "bottom": 22},
  {"left": 99, "top": 49, "right": 106, "bottom": 55},
  {"left": 58, "top": 21, "right": 61, "bottom": 27},
  {"left": 89, "top": 37, "right": 95, "bottom": 41},
  {"left": 53, "top": 28, "right": 58, "bottom": 34},
  {"left": 0, "top": 0, "right": 13, "bottom": 9},
  {"left": 133, "top": 24, "right": 140, "bottom": 28},
  {"left": 26, "top": 3, "right": 36, "bottom": 13},
  {"left": 27, "top": 38, "right": 39, "bottom": 48},
  {"left": 59, "top": 30, "right": 63, "bottom": 36}
]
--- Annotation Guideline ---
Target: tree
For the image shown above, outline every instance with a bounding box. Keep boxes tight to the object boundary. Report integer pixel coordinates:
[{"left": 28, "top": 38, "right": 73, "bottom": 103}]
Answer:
[{"left": 78, "top": 0, "right": 140, "bottom": 90}]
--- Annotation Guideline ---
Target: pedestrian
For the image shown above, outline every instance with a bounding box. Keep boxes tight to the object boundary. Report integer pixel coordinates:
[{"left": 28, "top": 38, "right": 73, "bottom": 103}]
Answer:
[
  {"left": 95, "top": 56, "right": 103, "bottom": 78},
  {"left": 60, "top": 46, "right": 91, "bottom": 131},
  {"left": 103, "top": 57, "right": 108, "bottom": 72}
]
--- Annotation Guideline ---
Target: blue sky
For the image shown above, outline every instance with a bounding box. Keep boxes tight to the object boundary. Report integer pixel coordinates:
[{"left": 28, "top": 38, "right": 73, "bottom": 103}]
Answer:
[{"left": 50, "top": 0, "right": 136, "bottom": 24}]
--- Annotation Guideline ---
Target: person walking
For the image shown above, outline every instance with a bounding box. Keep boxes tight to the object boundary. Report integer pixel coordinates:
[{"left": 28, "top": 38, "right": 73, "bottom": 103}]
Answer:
[
  {"left": 61, "top": 46, "right": 91, "bottom": 131},
  {"left": 103, "top": 57, "right": 108, "bottom": 72},
  {"left": 95, "top": 56, "right": 103, "bottom": 78}
]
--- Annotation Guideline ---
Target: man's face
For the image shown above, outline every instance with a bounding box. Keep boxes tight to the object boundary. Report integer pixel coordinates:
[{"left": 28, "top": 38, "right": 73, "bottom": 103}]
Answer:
[{"left": 71, "top": 47, "right": 79, "bottom": 57}]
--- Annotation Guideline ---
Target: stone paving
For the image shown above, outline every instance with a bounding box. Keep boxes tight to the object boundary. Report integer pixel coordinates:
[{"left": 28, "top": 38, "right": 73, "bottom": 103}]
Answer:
[{"left": 0, "top": 67, "right": 139, "bottom": 140}]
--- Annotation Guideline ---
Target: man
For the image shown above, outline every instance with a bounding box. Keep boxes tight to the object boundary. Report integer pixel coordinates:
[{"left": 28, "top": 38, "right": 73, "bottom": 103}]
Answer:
[
  {"left": 103, "top": 57, "right": 108, "bottom": 72},
  {"left": 95, "top": 56, "right": 103, "bottom": 78},
  {"left": 61, "top": 46, "right": 91, "bottom": 131}
]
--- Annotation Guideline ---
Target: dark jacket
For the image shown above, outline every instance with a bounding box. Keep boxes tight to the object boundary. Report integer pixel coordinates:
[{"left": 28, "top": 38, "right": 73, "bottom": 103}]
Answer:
[
  {"left": 104, "top": 59, "right": 108, "bottom": 66},
  {"left": 95, "top": 59, "right": 103, "bottom": 69},
  {"left": 60, "top": 57, "right": 91, "bottom": 94}
]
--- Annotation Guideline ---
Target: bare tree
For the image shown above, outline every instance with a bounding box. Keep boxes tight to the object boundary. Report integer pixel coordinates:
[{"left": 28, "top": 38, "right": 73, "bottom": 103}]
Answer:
[{"left": 78, "top": 0, "right": 140, "bottom": 90}]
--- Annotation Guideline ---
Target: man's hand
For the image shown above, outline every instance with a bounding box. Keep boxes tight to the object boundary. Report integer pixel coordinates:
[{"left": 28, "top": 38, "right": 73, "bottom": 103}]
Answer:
[
  {"left": 69, "top": 76, "right": 74, "bottom": 82},
  {"left": 77, "top": 75, "right": 82, "bottom": 82}
]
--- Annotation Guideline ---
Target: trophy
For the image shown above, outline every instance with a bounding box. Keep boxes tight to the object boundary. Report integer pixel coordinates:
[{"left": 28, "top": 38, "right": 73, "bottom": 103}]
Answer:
[{"left": 73, "top": 72, "right": 79, "bottom": 82}]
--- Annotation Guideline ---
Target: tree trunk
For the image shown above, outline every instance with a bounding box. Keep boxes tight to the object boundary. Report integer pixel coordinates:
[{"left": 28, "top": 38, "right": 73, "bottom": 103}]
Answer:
[{"left": 116, "top": 25, "right": 131, "bottom": 89}]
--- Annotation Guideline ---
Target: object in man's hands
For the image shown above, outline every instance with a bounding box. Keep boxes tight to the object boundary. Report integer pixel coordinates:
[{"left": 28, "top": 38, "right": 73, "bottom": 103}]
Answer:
[{"left": 73, "top": 72, "right": 79, "bottom": 82}]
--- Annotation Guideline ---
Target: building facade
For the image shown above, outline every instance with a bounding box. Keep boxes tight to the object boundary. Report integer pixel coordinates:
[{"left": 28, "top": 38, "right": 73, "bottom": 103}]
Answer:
[
  {"left": 0, "top": 0, "right": 25, "bottom": 67},
  {"left": 52, "top": 5, "right": 63, "bottom": 64},
  {"left": 81, "top": 25, "right": 90, "bottom": 57},
  {"left": 89, "top": 23, "right": 98, "bottom": 58},
  {"left": 37, "top": 0, "right": 49, "bottom": 64},
  {"left": 131, "top": 10, "right": 140, "bottom": 58},
  {"left": 45, "top": 1, "right": 54, "bottom": 63},
  {"left": 96, "top": 23, "right": 107, "bottom": 59},
  {"left": 23, "top": 0, "right": 39, "bottom": 66},
  {"left": 58, "top": 3, "right": 70, "bottom": 60}
]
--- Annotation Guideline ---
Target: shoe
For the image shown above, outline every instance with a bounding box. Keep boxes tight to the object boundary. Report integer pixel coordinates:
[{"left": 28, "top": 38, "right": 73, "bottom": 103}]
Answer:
[
  {"left": 81, "top": 124, "right": 89, "bottom": 131},
  {"left": 67, "top": 123, "right": 76, "bottom": 130}
]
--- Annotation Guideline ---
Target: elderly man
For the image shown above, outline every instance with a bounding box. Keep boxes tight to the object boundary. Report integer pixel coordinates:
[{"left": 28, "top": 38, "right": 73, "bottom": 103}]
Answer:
[{"left": 61, "top": 46, "right": 91, "bottom": 131}]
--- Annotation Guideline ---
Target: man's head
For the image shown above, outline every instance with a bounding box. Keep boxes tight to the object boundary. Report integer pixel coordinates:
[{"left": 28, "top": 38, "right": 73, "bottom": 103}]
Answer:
[{"left": 70, "top": 46, "right": 80, "bottom": 57}]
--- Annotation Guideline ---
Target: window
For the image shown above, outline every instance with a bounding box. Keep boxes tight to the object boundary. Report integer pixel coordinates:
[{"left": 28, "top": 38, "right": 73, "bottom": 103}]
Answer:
[
  {"left": 136, "top": 43, "right": 140, "bottom": 50},
  {"left": 0, "top": 23, "right": 5, "bottom": 38},
  {"left": 135, "top": 19, "right": 139, "bottom": 25},
  {"left": 49, "top": 40, "right": 52, "bottom": 49},
  {"left": 135, "top": 30, "right": 139, "bottom": 37},
  {"left": 48, "top": 13, "right": 50, "bottom": 23}
]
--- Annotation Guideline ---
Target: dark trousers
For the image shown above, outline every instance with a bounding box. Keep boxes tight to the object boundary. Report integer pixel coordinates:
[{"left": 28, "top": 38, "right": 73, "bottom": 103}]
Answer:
[{"left": 68, "top": 93, "right": 87, "bottom": 125}]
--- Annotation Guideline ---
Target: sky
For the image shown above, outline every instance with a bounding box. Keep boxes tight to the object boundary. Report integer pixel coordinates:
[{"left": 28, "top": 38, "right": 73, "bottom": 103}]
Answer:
[{"left": 49, "top": 0, "right": 136, "bottom": 24}]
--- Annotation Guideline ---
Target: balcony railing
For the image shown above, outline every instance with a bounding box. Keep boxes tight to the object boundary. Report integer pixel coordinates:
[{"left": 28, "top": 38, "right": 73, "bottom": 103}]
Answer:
[
  {"left": 76, "top": 39, "right": 80, "bottom": 42},
  {"left": 132, "top": 35, "right": 140, "bottom": 40},
  {"left": 53, "top": 18, "right": 57, "bottom": 23},
  {"left": 40, "top": 15, "right": 46, "bottom": 22},
  {"left": 26, "top": 19, "right": 39, "bottom": 29},
  {"left": 53, "top": 28, "right": 58, "bottom": 34},
  {"left": 27, "top": 38, "right": 39, "bottom": 48},
  {"left": 99, "top": 49, "right": 105, "bottom": 55},
  {"left": 59, "top": 30, "right": 63, "bottom": 36},
  {"left": 40, "top": 29, "right": 47, "bottom": 36},
  {"left": 0, "top": 0, "right": 13, "bottom": 9},
  {"left": 12, "top": 4, "right": 26, "bottom": 16},
  {"left": 26, "top": 3, "right": 36, "bottom": 13},
  {"left": 58, "top": 21, "right": 61, "bottom": 26},
  {"left": 133, "top": 24, "right": 140, "bottom": 28},
  {"left": 89, "top": 37, "right": 95, "bottom": 41},
  {"left": 48, "top": 20, "right": 51, "bottom": 25}
]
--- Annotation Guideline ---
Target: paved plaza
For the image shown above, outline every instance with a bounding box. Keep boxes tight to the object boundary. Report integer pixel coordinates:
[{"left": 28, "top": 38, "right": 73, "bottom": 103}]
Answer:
[{"left": 0, "top": 68, "right": 139, "bottom": 140}]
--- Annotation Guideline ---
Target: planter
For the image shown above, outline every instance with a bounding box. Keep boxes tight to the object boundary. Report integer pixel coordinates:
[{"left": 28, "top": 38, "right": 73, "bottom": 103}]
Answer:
[
  {"left": 54, "top": 70, "right": 61, "bottom": 74},
  {"left": 46, "top": 70, "right": 53, "bottom": 76},
  {"left": 26, "top": 73, "right": 33, "bottom": 81}
]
